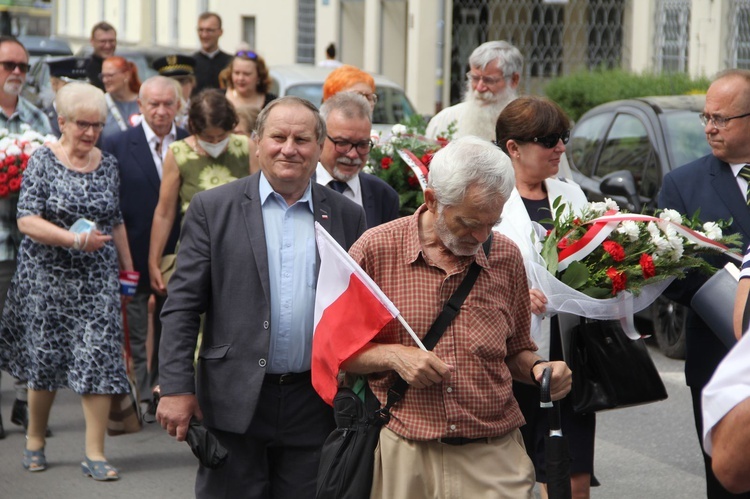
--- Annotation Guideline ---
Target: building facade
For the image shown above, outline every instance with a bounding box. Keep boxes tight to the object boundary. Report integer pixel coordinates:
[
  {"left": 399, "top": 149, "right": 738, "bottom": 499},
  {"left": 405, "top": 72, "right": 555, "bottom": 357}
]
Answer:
[{"left": 53, "top": 0, "right": 750, "bottom": 115}]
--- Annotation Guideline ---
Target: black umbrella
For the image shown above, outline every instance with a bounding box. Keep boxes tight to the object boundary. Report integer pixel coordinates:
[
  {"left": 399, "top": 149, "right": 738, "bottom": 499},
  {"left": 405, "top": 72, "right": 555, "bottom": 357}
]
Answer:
[{"left": 540, "top": 367, "right": 572, "bottom": 499}]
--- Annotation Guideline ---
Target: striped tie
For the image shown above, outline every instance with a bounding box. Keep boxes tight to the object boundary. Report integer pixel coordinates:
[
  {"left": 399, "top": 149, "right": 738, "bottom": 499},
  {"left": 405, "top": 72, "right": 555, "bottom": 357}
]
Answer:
[{"left": 740, "top": 164, "right": 750, "bottom": 205}]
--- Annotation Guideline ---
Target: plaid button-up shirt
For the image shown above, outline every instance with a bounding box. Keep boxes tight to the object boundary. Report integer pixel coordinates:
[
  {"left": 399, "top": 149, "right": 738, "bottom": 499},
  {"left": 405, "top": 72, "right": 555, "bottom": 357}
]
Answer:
[
  {"left": 0, "top": 96, "right": 52, "bottom": 261},
  {"left": 349, "top": 206, "right": 536, "bottom": 441}
]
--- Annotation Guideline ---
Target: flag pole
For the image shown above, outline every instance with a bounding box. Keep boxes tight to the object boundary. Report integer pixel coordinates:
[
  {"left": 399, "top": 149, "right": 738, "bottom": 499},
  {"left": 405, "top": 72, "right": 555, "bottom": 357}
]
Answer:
[{"left": 397, "top": 315, "right": 428, "bottom": 351}]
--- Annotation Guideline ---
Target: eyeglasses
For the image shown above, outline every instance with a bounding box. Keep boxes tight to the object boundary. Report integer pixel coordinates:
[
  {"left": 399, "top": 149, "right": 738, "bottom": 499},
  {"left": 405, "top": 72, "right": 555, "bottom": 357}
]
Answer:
[
  {"left": 516, "top": 130, "right": 570, "bottom": 149},
  {"left": 466, "top": 72, "right": 504, "bottom": 86},
  {"left": 327, "top": 135, "right": 373, "bottom": 155},
  {"left": 197, "top": 28, "right": 219, "bottom": 34},
  {"left": 699, "top": 112, "right": 750, "bottom": 129},
  {"left": 0, "top": 61, "right": 30, "bottom": 73},
  {"left": 236, "top": 50, "right": 258, "bottom": 60},
  {"left": 73, "top": 120, "right": 106, "bottom": 132},
  {"left": 98, "top": 71, "right": 124, "bottom": 80},
  {"left": 352, "top": 91, "right": 378, "bottom": 105}
]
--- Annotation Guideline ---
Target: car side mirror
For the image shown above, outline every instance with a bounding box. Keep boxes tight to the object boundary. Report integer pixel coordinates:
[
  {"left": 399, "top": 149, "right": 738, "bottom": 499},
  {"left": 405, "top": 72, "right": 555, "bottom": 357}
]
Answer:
[{"left": 600, "top": 170, "right": 642, "bottom": 213}]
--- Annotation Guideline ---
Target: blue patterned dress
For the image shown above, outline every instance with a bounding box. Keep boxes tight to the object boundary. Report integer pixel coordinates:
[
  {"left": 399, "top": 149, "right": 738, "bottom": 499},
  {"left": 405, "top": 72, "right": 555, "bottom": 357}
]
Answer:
[{"left": 0, "top": 146, "right": 129, "bottom": 395}]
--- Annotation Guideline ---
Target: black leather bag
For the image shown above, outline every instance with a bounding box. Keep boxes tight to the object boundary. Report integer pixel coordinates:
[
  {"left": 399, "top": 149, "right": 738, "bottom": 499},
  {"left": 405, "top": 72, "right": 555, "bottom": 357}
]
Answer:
[
  {"left": 568, "top": 319, "right": 668, "bottom": 414},
  {"left": 315, "top": 383, "right": 387, "bottom": 499}
]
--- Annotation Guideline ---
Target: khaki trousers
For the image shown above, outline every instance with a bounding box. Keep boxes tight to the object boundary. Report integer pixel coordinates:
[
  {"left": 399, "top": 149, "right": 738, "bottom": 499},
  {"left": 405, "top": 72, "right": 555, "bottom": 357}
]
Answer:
[{"left": 370, "top": 427, "right": 535, "bottom": 499}]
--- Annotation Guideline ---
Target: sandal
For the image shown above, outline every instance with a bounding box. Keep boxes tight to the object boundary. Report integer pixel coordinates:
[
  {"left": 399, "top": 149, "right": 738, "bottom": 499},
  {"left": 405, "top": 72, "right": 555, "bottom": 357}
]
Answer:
[
  {"left": 81, "top": 456, "right": 119, "bottom": 481},
  {"left": 22, "top": 447, "right": 47, "bottom": 472}
]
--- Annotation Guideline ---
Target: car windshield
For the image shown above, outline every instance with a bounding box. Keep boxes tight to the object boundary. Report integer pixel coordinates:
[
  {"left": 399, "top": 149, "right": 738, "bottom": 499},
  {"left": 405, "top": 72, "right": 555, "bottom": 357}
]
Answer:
[
  {"left": 284, "top": 83, "right": 415, "bottom": 126},
  {"left": 661, "top": 110, "right": 712, "bottom": 169}
]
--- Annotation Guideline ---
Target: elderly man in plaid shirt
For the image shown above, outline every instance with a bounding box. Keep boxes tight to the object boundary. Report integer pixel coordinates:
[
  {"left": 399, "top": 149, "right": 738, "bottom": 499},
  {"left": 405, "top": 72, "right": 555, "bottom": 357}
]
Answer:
[
  {"left": 0, "top": 35, "right": 52, "bottom": 439},
  {"left": 343, "top": 136, "right": 572, "bottom": 498}
]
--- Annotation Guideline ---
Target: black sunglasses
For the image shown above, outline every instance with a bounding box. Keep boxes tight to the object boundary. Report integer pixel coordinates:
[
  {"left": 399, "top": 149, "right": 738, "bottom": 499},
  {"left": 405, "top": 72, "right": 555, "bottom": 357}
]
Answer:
[
  {"left": 526, "top": 130, "right": 570, "bottom": 149},
  {"left": 236, "top": 50, "right": 258, "bottom": 60},
  {"left": 0, "top": 61, "right": 30, "bottom": 73}
]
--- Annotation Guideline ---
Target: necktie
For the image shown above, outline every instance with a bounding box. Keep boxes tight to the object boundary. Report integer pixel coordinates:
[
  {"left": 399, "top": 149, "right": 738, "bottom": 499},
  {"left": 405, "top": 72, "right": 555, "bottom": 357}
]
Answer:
[
  {"left": 739, "top": 164, "right": 750, "bottom": 205},
  {"left": 154, "top": 140, "right": 163, "bottom": 162},
  {"left": 328, "top": 180, "right": 348, "bottom": 194}
]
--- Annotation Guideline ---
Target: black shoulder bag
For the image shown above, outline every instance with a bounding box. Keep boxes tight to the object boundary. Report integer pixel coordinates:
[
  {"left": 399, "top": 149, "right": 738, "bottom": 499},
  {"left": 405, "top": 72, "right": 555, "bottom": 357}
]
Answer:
[{"left": 315, "top": 236, "right": 492, "bottom": 499}]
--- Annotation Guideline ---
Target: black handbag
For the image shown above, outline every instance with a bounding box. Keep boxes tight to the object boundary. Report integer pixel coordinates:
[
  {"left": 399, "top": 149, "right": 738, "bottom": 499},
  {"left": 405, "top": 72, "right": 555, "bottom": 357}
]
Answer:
[
  {"left": 567, "top": 318, "right": 668, "bottom": 414},
  {"left": 315, "top": 237, "right": 492, "bottom": 499}
]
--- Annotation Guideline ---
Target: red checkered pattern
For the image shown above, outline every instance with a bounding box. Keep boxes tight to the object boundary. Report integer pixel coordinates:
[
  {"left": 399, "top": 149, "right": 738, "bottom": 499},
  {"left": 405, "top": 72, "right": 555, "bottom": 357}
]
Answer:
[{"left": 349, "top": 206, "right": 535, "bottom": 440}]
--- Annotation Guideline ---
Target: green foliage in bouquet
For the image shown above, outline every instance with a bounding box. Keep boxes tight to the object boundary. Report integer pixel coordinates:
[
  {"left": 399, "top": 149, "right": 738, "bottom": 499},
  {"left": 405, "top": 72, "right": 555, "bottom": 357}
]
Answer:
[
  {"left": 368, "top": 115, "right": 455, "bottom": 216},
  {"left": 539, "top": 197, "right": 742, "bottom": 298}
]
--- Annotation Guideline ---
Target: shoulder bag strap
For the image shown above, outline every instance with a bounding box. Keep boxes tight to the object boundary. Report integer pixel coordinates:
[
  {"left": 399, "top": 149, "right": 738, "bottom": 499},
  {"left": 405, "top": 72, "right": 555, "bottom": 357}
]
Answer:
[
  {"left": 377, "top": 235, "right": 493, "bottom": 420},
  {"left": 104, "top": 93, "right": 128, "bottom": 132}
]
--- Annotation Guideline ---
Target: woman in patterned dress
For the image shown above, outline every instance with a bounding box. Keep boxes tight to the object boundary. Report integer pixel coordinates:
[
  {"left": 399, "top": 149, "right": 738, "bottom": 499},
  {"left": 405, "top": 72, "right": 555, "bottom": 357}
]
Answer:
[
  {"left": 148, "top": 89, "right": 251, "bottom": 295},
  {"left": 0, "top": 82, "right": 134, "bottom": 480}
]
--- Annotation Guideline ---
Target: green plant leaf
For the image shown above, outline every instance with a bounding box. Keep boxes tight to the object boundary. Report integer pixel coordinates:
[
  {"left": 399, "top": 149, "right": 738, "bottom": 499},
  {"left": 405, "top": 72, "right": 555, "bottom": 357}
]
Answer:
[
  {"left": 560, "top": 261, "right": 589, "bottom": 289},
  {"left": 581, "top": 286, "right": 612, "bottom": 299}
]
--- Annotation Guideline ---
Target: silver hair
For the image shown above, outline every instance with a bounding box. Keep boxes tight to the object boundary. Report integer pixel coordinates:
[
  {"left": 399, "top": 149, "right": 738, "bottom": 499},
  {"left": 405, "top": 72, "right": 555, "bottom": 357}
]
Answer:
[
  {"left": 469, "top": 41, "right": 523, "bottom": 79},
  {"left": 139, "top": 75, "right": 182, "bottom": 103},
  {"left": 255, "top": 95, "right": 327, "bottom": 146},
  {"left": 428, "top": 135, "right": 515, "bottom": 208},
  {"left": 319, "top": 91, "right": 371, "bottom": 123},
  {"left": 55, "top": 82, "right": 107, "bottom": 122}
]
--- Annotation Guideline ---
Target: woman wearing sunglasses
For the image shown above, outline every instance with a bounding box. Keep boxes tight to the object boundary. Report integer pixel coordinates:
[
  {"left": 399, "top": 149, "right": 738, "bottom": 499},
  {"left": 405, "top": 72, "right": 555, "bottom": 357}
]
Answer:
[
  {"left": 494, "top": 96, "right": 598, "bottom": 498},
  {"left": 99, "top": 56, "right": 142, "bottom": 142},
  {"left": 0, "top": 82, "right": 134, "bottom": 480},
  {"left": 220, "top": 50, "right": 276, "bottom": 111}
]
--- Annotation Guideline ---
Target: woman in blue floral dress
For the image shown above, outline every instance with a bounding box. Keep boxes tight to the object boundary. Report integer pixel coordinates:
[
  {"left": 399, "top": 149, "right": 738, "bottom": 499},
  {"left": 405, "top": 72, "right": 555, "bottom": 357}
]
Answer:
[{"left": 0, "top": 82, "right": 134, "bottom": 480}]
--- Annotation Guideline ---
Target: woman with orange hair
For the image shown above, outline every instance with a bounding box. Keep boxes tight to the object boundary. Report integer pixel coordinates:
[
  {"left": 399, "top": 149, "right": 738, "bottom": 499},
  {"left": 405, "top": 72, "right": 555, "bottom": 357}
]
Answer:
[
  {"left": 219, "top": 50, "right": 276, "bottom": 111},
  {"left": 322, "top": 64, "right": 378, "bottom": 113},
  {"left": 100, "top": 56, "right": 141, "bottom": 141}
]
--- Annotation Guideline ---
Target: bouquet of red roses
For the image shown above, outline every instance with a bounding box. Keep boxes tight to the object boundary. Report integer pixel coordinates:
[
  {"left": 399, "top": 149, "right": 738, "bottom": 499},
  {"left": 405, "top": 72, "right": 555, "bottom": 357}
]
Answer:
[
  {"left": 0, "top": 125, "right": 55, "bottom": 198},
  {"left": 522, "top": 197, "right": 742, "bottom": 337}
]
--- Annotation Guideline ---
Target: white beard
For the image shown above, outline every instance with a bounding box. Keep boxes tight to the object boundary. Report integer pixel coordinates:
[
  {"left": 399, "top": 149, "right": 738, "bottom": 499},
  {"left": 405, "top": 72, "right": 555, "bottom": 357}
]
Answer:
[{"left": 458, "top": 84, "right": 517, "bottom": 141}]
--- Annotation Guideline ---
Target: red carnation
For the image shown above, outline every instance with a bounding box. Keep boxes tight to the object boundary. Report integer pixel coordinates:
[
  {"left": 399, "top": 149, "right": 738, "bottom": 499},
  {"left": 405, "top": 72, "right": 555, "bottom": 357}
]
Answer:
[
  {"left": 420, "top": 152, "right": 433, "bottom": 166},
  {"left": 4, "top": 156, "right": 15, "bottom": 167},
  {"left": 6, "top": 165, "right": 18, "bottom": 177},
  {"left": 606, "top": 267, "right": 627, "bottom": 295},
  {"left": 436, "top": 137, "right": 449, "bottom": 147},
  {"left": 407, "top": 175, "right": 419, "bottom": 187},
  {"left": 573, "top": 217, "right": 582, "bottom": 226},
  {"left": 0, "top": 184, "right": 9, "bottom": 197},
  {"left": 603, "top": 240, "right": 626, "bottom": 262},
  {"left": 8, "top": 177, "right": 21, "bottom": 192},
  {"left": 0, "top": 173, "right": 8, "bottom": 184},
  {"left": 557, "top": 237, "right": 569, "bottom": 249},
  {"left": 640, "top": 253, "right": 656, "bottom": 279},
  {"left": 381, "top": 157, "right": 393, "bottom": 169}
]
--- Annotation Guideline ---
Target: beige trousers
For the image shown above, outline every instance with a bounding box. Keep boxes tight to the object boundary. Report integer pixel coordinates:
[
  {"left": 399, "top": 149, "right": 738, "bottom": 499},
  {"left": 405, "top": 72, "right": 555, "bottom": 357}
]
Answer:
[{"left": 370, "top": 427, "right": 535, "bottom": 499}]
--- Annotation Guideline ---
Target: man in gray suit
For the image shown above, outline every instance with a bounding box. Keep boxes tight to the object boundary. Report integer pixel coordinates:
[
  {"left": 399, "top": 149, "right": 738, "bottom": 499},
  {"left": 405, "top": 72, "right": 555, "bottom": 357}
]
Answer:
[{"left": 156, "top": 96, "right": 367, "bottom": 498}]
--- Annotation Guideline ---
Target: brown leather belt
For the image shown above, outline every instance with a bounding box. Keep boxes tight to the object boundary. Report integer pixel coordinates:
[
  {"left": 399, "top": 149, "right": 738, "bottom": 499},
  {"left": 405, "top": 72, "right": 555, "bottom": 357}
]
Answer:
[
  {"left": 437, "top": 436, "right": 490, "bottom": 446},
  {"left": 263, "top": 371, "right": 311, "bottom": 385}
]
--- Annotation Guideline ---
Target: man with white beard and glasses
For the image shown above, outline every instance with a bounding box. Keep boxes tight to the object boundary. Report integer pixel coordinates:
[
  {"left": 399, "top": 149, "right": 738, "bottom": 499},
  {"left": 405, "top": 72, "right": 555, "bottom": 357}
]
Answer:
[
  {"left": 0, "top": 36, "right": 51, "bottom": 439},
  {"left": 316, "top": 92, "right": 400, "bottom": 228},
  {"left": 426, "top": 41, "right": 522, "bottom": 142}
]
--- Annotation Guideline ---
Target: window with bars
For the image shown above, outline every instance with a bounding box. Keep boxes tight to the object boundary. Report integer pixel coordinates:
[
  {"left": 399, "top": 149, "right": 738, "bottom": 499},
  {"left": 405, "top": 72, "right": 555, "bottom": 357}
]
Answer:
[
  {"left": 297, "top": 0, "right": 316, "bottom": 64},
  {"left": 654, "top": 0, "right": 690, "bottom": 72},
  {"left": 728, "top": 0, "right": 750, "bottom": 69}
]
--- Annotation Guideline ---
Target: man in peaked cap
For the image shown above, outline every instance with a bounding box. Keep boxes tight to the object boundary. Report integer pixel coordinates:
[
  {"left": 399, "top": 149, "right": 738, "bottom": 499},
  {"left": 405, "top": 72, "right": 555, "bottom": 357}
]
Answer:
[
  {"left": 45, "top": 56, "right": 90, "bottom": 138},
  {"left": 152, "top": 54, "right": 196, "bottom": 128}
]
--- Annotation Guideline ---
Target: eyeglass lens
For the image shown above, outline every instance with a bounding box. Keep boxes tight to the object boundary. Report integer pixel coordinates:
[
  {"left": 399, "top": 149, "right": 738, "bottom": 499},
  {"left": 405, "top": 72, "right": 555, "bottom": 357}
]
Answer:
[
  {"left": 0, "top": 61, "right": 30, "bottom": 73},
  {"left": 75, "top": 120, "right": 105, "bottom": 132},
  {"left": 533, "top": 130, "right": 570, "bottom": 148},
  {"left": 328, "top": 135, "right": 373, "bottom": 154},
  {"left": 466, "top": 72, "right": 500, "bottom": 86}
]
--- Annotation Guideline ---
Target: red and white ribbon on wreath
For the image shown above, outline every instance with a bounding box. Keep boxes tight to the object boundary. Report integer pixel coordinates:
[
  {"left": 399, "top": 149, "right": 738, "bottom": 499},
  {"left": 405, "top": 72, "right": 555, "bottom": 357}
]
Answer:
[
  {"left": 557, "top": 211, "right": 742, "bottom": 272},
  {"left": 397, "top": 149, "right": 428, "bottom": 192}
]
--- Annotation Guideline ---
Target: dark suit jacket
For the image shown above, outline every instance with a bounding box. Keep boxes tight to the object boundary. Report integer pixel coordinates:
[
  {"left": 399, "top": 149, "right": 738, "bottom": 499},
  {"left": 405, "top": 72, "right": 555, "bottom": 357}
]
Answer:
[
  {"left": 102, "top": 124, "right": 188, "bottom": 290},
  {"left": 159, "top": 173, "right": 367, "bottom": 433},
  {"left": 359, "top": 172, "right": 400, "bottom": 228},
  {"left": 658, "top": 153, "right": 750, "bottom": 388}
]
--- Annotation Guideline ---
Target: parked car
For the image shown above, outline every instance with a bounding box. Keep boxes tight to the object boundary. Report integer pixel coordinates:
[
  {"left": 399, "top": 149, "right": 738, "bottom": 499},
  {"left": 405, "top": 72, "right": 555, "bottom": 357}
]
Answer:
[
  {"left": 566, "top": 95, "right": 712, "bottom": 359},
  {"left": 269, "top": 64, "right": 417, "bottom": 133}
]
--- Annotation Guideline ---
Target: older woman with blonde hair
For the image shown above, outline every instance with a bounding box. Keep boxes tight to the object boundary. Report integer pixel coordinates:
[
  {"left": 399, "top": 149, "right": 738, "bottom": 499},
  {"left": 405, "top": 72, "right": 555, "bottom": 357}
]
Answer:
[{"left": 0, "top": 82, "right": 134, "bottom": 480}]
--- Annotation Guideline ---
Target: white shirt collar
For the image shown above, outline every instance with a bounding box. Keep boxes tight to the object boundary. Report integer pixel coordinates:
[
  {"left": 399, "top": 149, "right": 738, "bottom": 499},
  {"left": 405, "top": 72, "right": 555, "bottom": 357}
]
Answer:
[
  {"left": 315, "top": 163, "right": 362, "bottom": 197},
  {"left": 141, "top": 119, "right": 176, "bottom": 146},
  {"left": 200, "top": 48, "right": 221, "bottom": 59}
]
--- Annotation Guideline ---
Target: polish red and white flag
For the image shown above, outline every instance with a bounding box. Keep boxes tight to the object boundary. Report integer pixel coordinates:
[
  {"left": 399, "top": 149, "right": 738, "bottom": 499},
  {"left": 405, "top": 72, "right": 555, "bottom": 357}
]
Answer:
[{"left": 311, "top": 222, "right": 399, "bottom": 405}]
